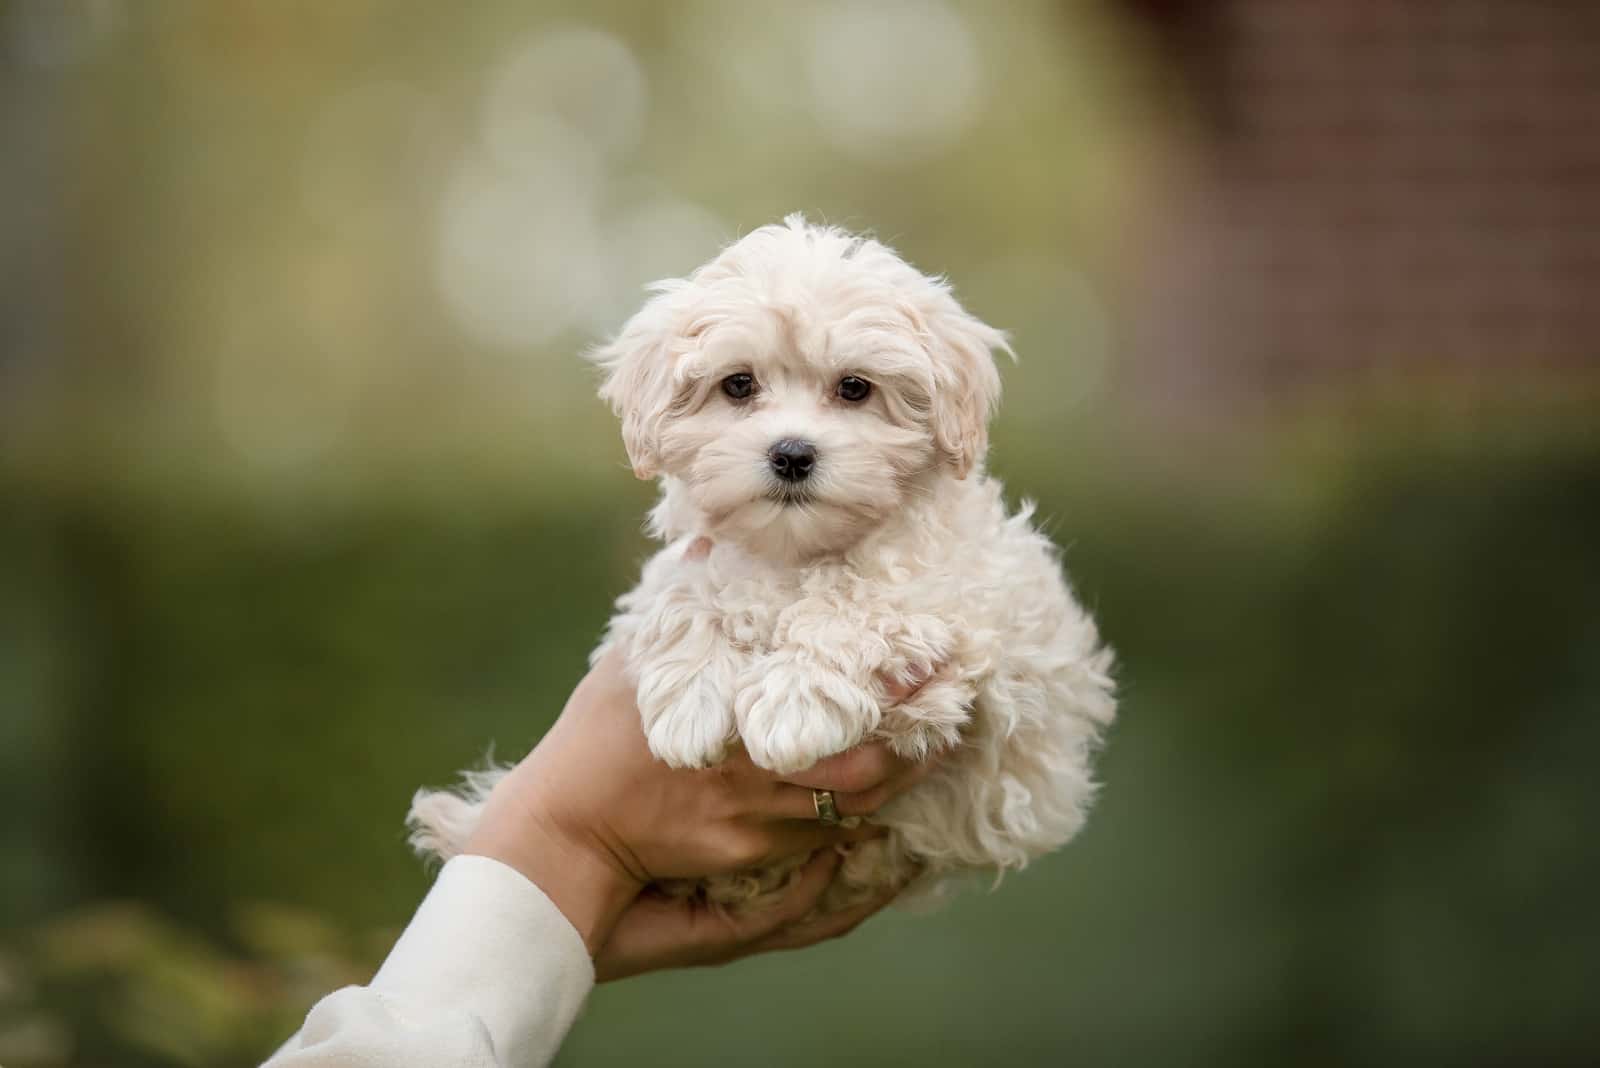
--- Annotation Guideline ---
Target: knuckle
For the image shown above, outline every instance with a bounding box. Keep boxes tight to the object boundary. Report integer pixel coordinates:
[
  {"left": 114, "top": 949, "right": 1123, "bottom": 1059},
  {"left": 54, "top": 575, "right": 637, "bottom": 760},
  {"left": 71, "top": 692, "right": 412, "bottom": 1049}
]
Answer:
[
  {"left": 853, "top": 785, "right": 892, "bottom": 815},
  {"left": 865, "top": 744, "right": 900, "bottom": 785},
  {"left": 709, "top": 777, "right": 746, "bottom": 820},
  {"left": 717, "top": 827, "right": 768, "bottom": 868},
  {"left": 835, "top": 748, "right": 886, "bottom": 794}
]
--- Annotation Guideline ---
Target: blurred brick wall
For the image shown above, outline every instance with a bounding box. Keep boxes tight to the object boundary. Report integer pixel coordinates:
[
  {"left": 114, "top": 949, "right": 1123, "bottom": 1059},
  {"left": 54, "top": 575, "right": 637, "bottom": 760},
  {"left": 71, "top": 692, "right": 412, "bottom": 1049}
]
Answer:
[{"left": 1123, "top": 0, "right": 1600, "bottom": 420}]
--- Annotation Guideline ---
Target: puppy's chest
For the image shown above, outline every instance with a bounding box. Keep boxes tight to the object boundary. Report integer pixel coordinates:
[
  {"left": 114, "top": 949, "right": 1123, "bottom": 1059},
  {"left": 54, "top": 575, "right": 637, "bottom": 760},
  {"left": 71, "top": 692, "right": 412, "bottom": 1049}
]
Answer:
[{"left": 703, "top": 555, "right": 961, "bottom": 655}]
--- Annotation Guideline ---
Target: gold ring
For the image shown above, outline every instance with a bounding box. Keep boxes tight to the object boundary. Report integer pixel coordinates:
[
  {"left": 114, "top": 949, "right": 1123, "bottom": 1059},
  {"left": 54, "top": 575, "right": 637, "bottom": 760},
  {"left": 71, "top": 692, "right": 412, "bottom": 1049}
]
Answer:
[{"left": 813, "top": 788, "right": 842, "bottom": 826}]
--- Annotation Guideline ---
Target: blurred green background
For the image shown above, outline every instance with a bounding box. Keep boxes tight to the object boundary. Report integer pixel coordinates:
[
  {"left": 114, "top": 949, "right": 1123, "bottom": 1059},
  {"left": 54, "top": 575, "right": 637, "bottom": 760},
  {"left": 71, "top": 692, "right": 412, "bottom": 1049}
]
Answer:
[{"left": 2, "top": 1, "right": 1598, "bottom": 1065}]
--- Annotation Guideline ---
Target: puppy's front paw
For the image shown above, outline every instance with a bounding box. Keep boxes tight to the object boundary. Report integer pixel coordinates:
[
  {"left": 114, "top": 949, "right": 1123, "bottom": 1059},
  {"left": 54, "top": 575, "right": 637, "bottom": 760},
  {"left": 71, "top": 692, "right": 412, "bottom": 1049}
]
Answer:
[
  {"left": 638, "top": 667, "right": 735, "bottom": 769},
  {"left": 736, "top": 658, "right": 879, "bottom": 774},
  {"left": 880, "top": 675, "right": 976, "bottom": 763}
]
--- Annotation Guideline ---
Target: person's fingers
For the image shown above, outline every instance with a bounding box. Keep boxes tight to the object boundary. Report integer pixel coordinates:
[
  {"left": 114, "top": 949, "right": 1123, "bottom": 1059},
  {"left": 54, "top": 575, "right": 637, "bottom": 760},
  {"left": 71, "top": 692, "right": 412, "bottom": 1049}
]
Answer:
[
  {"left": 592, "top": 891, "right": 696, "bottom": 982},
  {"left": 765, "top": 752, "right": 937, "bottom": 820},
  {"left": 836, "top": 756, "right": 937, "bottom": 816},
  {"left": 744, "top": 884, "right": 900, "bottom": 954},
  {"left": 763, "top": 781, "right": 846, "bottom": 822},
  {"left": 720, "top": 849, "right": 841, "bottom": 941},
  {"left": 779, "top": 742, "right": 905, "bottom": 794},
  {"left": 761, "top": 738, "right": 947, "bottom": 824},
  {"left": 750, "top": 819, "right": 885, "bottom": 863}
]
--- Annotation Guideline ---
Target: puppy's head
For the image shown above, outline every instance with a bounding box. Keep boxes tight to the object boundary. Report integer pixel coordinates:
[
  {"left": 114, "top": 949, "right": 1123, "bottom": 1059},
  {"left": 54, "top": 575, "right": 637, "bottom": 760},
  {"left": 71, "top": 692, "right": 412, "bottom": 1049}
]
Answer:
[{"left": 590, "top": 215, "right": 1007, "bottom": 560}]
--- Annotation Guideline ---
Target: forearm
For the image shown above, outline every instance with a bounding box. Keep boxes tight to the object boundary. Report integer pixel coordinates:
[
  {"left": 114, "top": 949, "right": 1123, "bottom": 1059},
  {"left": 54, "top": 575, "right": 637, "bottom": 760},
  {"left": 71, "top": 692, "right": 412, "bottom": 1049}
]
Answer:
[
  {"left": 462, "top": 792, "right": 641, "bottom": 955},
  {"left": 267, "top": 856, "right": 596, "bottom": 1068}
]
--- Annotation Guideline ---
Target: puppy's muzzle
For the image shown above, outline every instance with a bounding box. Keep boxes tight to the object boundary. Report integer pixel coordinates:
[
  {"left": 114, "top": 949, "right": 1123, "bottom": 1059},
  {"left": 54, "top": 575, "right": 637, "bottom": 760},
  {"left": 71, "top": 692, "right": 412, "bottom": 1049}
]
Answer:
[{"left": 768, "top": 438, "right": 817, "bottom": 483}]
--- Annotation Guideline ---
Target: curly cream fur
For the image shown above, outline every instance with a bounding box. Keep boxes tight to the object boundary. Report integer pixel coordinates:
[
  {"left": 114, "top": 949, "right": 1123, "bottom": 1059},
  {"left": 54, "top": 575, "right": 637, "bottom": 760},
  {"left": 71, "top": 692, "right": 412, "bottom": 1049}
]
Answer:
[{"left": 411, "top": 216, "right": 1115, "bottom": 912}]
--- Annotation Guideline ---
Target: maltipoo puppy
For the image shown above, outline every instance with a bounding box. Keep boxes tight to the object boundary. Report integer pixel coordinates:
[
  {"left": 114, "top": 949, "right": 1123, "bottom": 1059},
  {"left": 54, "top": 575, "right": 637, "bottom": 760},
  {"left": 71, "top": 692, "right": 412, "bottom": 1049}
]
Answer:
[{"left": 412, "top": 216, "right": 1115, "bottom": 911}]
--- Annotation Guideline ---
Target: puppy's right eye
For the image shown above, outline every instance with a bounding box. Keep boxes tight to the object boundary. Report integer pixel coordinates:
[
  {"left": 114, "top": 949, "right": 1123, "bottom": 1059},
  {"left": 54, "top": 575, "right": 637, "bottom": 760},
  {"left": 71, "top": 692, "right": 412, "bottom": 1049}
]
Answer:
[{"left": 721, "top": 373, "right": 755, "bottom": 400}]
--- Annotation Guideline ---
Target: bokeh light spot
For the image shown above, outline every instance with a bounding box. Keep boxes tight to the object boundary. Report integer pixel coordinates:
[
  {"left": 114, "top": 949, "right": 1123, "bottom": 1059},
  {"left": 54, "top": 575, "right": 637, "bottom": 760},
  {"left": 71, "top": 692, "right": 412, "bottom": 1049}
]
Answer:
[
  {"left": 807, "top": 0, "right": 981, "bottom": 162},
  {"left": 483, "top": 26, "right": 648, "bottom": 171},
  {"left": 436, "top": 149, "right": 606, "bottom": 350}
]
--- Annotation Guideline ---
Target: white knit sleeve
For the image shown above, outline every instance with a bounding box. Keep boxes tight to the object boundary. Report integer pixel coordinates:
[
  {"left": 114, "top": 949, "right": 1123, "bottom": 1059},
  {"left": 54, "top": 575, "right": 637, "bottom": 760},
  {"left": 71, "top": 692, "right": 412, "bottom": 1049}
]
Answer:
[{"left": 264, "top": 855, "right": 595, "bottom": 1068}]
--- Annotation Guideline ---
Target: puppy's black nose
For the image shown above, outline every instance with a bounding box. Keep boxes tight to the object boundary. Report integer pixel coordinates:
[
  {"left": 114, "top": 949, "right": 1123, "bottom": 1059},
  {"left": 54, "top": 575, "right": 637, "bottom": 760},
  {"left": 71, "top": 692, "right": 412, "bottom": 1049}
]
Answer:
[{"left": 768, "top": 438, "right": 817, "bottom": 483}]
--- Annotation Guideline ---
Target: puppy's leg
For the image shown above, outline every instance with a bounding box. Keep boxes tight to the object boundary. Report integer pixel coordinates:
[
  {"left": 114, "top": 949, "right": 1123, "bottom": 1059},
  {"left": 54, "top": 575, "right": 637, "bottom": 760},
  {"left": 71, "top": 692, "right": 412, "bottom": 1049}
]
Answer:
[
  {"left": 872, "top": 614, "right": 974, "bottom": 761},
  {"left": 634, "top": 628, "right": 741, "bottom": 768},
  {"left": 603, "top": 544, "right": 743, "bottom": 768}
]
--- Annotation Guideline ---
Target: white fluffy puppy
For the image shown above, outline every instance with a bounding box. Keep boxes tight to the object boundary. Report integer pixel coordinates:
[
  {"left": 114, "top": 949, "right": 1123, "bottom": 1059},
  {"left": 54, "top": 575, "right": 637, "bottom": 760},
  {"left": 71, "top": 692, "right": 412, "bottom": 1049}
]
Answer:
[{"left": 413, "top": 216, "right": 1115, "bottom": 911}]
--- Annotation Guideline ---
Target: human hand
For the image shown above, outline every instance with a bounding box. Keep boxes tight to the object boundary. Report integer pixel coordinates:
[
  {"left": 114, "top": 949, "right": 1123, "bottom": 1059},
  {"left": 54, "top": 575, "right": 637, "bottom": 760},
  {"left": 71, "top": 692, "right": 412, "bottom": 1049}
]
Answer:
[
  {"left": 592, "top": 847, "right": 902, "bottom": 982},
  {"left": 592, "top": 736, "right": 936, "bottom": 981},
  {"left": 462, "top": 651, "right": 940, "bottom": 966}
]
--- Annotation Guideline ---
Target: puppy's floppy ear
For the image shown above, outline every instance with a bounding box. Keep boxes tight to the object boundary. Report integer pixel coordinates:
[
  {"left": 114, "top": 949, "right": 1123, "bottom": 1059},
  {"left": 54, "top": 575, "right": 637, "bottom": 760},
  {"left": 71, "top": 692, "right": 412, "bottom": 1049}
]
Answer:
[
  {"left": 915, "top": 294, "right": 1010, "bottom": 479},
  {"left": 588, "top": 281, "right": 698, "bottom": 480}
]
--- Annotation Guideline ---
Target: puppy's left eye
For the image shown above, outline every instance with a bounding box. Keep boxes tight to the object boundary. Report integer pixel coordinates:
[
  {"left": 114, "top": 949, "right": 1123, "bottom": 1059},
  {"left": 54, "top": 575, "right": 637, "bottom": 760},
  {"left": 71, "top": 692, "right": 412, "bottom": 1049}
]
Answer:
[{"left": 836, "top": 376, "right": 872, "bottom": 403}]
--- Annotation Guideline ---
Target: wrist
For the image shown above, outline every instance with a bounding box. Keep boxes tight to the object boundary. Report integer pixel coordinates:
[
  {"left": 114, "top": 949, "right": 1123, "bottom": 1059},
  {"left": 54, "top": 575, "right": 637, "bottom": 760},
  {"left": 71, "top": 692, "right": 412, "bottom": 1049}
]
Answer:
[{"left": 464, "top": 790, "right": 642, "bottom": 955}]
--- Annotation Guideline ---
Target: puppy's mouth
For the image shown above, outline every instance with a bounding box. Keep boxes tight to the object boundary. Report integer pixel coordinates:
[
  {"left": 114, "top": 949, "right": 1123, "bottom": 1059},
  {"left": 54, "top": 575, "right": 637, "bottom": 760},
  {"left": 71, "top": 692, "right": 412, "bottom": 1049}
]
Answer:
[{"left": 766, "top": 485, "right": 816, "bottom": 507}]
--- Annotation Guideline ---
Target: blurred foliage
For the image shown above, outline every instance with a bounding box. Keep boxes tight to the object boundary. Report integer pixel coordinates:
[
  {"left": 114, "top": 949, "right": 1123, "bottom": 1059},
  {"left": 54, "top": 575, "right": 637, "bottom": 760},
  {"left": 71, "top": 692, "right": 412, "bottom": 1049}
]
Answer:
[
  {"left": 0, "top": 898, "right": 386, "bottom": 1067},
  {"left": 4, "top": 438, "right": 1599, "bottom": 1066}
]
